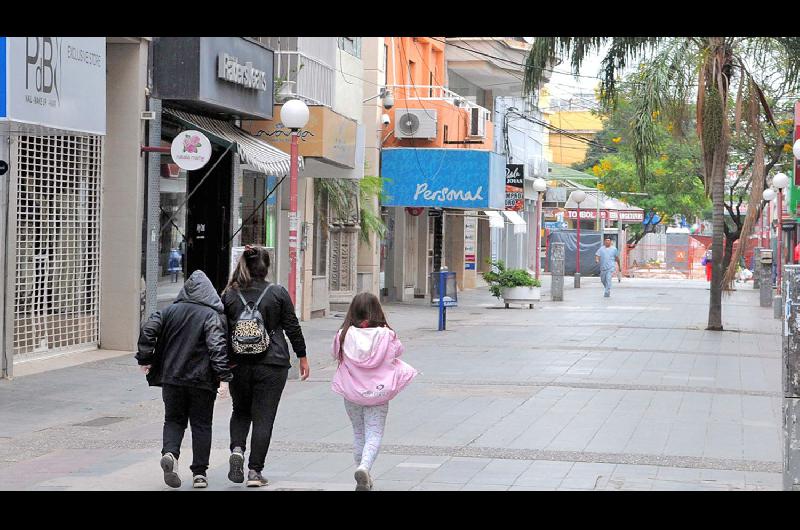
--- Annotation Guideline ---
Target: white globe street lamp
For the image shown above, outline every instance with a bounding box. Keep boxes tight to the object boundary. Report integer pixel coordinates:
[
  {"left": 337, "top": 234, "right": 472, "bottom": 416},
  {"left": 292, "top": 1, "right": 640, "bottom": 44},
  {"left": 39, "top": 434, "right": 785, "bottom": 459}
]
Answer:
[
  {"left": 763, "top": 188, "right": 776, "bottom": 201},
  {"left": 280, "top": 99, "right": 310, "bottom": 307},
  {"left": 280, "top": 99, "right": 310, "bottom": 130},
  {"left": 531, "top": 178, "right": 547, "bottom": 280},
  {"left": 793, "top": 139, "right": 800, "bottom": 161},
  {"left": 773, "top": 172, "right": 790, "bottom": 300}
]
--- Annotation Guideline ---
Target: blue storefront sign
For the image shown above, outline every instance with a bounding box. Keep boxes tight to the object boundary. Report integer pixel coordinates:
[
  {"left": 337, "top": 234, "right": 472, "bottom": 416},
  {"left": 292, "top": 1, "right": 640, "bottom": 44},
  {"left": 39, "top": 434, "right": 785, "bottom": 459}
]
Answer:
[{"left": 381, "top": 148, "right": 505, "bottom": 209}]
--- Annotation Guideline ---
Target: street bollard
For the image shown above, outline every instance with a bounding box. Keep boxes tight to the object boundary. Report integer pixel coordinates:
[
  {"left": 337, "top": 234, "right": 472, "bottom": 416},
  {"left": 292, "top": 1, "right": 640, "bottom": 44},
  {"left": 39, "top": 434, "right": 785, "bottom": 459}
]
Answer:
[
  {"left": 784, "top": 265, "right": 800, "bottom": 490},
  {"left": 551, "top": 242, "right": 564, "bottom": 302},
  {"left": 760, "top": 249, "right": 773, "bottom": 308},
  {"left": 753, "top": 247, "right": 761, "bottom": 289}
]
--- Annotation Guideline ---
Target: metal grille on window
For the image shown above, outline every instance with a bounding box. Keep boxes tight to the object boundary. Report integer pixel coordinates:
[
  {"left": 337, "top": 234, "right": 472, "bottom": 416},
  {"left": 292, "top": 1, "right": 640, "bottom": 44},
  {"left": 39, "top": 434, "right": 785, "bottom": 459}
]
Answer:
[{"left": 13, "top": 135, "right": 103, "bottom": 356}]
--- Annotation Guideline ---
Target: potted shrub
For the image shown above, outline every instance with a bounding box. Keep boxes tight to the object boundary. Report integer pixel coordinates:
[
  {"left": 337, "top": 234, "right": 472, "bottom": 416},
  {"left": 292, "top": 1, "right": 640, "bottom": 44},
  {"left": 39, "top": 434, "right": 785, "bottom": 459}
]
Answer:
[{"left": 482, "top": 259, "right": 542, "bottom": 308}]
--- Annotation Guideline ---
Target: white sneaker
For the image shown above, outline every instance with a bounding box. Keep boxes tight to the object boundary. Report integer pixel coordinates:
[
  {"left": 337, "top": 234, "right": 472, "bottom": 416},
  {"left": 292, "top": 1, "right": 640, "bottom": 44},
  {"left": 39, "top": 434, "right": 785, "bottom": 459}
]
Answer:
[
  {"left": 354, "top": 466, "right": 372, "bottom": 491},
  {"left": 160, "top": 452, "right": 181, "bottom": 488}
]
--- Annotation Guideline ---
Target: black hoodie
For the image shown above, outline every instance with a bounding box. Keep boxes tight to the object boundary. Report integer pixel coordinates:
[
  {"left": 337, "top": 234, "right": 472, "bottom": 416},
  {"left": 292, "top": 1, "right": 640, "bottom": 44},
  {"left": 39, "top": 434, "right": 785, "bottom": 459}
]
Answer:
[{"left": 136, "top": 270, "right": 233, "bottom": 392}]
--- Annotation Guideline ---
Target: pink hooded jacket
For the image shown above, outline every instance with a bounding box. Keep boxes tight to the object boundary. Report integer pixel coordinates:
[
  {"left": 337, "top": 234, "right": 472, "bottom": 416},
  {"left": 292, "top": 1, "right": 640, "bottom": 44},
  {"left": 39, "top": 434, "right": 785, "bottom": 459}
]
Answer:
[{"left": 331, "top": 326, "right": 418, "bottom": 406}]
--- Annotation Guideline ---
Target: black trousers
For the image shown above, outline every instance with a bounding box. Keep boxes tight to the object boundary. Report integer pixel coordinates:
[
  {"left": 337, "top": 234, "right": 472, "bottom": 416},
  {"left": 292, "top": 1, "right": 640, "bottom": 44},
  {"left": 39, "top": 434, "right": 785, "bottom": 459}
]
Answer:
[
  {"left": 229, "top": 363, "right": 289, "bottom": 472},
  {"left": 162, "top": 384, "right": 216, "bottom": 475}
]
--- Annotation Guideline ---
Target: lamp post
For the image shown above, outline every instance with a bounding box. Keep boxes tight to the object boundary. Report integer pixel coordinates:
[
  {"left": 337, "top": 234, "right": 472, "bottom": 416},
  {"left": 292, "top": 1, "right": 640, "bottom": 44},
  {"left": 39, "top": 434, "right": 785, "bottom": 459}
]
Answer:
[
  {"left": 280, "top": 99, "right": 310, "bottom": 307},
  {"left": 532, "top": 178, "right": 547, "bottom": 280},
  {"left": 775, "top": 172, "right": 790, "bottom": 299},
  {"left": 571, "top": 189, "right": 587, "bottom": 288},
  {"left": 763, "top": 188, "right": 776, "bottom": 250}
]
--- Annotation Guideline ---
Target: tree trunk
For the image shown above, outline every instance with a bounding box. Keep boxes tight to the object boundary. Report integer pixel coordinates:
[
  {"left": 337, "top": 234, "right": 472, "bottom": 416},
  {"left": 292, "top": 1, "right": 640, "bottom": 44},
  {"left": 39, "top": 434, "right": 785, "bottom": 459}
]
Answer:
[
  {"left": 704, "top": 38, "right": 732, "bottom": 331},
  {"left": 708, "top": 151, "right": 726, "bottom": 330}
]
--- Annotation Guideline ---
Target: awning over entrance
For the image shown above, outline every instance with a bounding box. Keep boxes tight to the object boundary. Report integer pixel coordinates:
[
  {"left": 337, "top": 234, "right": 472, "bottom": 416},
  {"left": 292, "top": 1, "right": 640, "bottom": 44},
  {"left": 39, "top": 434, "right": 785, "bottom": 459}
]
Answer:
[
  {"left": 503, "top": 210, "right": 527, "bottom": 234},
  {"left": 484, "top": 210, "right": 505, "bottom": 228},
  {"left": 164, "top": 108, "right": 299, "bottom": 176}
]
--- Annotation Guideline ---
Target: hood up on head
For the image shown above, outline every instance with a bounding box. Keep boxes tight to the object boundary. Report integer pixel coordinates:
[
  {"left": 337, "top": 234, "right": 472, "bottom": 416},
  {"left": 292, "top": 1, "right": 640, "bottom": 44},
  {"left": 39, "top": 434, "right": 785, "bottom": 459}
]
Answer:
[
  {"left": 339, "top": 326, "right": 396, "bottom": 368},
  {"left": 175, "top": 270, "right": 224, "bottom": 312}
]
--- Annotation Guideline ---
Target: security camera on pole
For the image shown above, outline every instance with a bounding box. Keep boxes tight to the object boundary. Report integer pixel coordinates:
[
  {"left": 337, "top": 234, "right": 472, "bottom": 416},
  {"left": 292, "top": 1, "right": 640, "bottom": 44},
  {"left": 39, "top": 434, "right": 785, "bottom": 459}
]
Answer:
[
  {"left": 280, "top": 99, "right": 310, "bottom": 307},
  {"left": 773, "top": 172, "right": 790, "bottom": 319},
  {"left": 570, "top": 189, "right": 587, "bottom": 288}
]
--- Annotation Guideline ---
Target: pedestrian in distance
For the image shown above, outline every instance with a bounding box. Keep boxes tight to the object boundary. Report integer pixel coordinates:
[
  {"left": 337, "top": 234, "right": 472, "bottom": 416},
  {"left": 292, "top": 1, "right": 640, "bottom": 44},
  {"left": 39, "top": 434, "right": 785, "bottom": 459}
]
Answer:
[
  {"left": 221, "top": 245, "right": 309, "bottom": 488},
  {"left": 136, "top": 269, "right": 232, "bottom": 490},
  {"left": 702, "top": 250, "right": 713, "bottom": 282},
  {"left": 595, "top": 237, "right": 620, "bottom": 298},
  {"left": 331, "top": 292, "right": 418, "bottom": 491}
]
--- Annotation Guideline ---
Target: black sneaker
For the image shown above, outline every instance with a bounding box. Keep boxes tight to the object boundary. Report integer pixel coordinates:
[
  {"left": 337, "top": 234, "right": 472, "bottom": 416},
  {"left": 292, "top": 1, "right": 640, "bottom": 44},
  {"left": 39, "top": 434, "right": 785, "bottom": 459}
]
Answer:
[
  {"left": 193, "top": 475, "right": 208, "bottom": 489},
  {"left": 228, "top": 450, "right": 245, "bottom": 484},
  {"left": 160, "top": 452, "right": 181, "bottom": 488},
  {"left": 246, "top": 469, "right": 268, "bottom": 487}
]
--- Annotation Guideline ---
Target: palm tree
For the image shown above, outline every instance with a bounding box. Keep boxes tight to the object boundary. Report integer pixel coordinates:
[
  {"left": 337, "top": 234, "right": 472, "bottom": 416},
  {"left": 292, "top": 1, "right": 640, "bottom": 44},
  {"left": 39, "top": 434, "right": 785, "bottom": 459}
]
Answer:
[{"left": 524, "top": 37, "right": 800, "bottom": 330}]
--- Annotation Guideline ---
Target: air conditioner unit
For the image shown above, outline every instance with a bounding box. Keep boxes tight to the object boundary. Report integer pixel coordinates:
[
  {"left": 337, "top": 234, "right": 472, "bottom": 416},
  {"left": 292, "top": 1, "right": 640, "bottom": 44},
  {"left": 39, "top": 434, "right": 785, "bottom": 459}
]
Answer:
[
  {"left": 395, "top": 109, "right": 438, "bottom": 140},
  {"left": 468, "top": 107, "right": 488, "bottom": 138}
]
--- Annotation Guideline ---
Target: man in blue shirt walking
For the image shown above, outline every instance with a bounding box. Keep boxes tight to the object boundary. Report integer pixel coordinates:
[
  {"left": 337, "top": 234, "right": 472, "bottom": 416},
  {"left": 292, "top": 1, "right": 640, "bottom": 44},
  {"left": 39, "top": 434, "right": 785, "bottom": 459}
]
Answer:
[{"left": 595, "top": 237, "right": 620, "bottom": 298}]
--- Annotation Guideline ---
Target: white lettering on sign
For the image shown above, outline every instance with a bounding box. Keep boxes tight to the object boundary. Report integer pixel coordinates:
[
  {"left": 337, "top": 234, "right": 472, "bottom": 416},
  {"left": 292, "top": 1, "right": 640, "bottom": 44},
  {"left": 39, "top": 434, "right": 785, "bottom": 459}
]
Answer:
[
  {"left": 413, "top": 183, "right": 484, "bottom": 203},
  {"left": 217, "top": 53, "right": 268, "bottom": 91}
]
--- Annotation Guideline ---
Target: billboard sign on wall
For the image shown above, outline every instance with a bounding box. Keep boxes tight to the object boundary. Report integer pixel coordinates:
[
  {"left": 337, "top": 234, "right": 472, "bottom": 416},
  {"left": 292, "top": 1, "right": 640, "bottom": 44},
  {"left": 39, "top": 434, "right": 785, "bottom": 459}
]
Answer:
[
  {"left": 505, "top": 164, "right": 524, "bottom": 211},
  {"left": 381, "top": 149, "right": 505, "bottom": 210},
  {"left": 4, "top": 37, "right": 106, "bottom": 134}
]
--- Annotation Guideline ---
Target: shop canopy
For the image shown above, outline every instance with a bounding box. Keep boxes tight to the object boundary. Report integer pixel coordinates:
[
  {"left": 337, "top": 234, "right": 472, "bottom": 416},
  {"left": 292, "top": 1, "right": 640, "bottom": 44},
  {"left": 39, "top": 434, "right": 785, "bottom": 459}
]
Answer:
[
  {"left": 164, "top": 108, "right": 299, "bottom": 176},
  {"left": 502, "top": 210, "right": 527, "bottom": 233}
]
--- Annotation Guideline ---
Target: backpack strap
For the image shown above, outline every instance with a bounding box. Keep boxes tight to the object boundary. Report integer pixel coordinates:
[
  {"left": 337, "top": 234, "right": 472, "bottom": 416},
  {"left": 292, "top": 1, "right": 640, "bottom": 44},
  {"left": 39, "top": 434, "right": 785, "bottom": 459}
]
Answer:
[
  {"left": 254, "top": 283, "right": 275, "bottom": 308},
  {"left": 236, "top": 290, "right": 252, "bottom": 309}
]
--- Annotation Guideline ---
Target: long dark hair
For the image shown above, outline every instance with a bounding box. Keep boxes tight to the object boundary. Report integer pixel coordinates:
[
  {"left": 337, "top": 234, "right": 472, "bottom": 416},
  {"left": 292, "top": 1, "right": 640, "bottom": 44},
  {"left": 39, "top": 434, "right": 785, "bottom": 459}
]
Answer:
[
  {"left": 337, "top": 292, "right": 392, "bottom": 362},
  {"left": 226, "top": 245, "right": 270, "bottom": 292}
]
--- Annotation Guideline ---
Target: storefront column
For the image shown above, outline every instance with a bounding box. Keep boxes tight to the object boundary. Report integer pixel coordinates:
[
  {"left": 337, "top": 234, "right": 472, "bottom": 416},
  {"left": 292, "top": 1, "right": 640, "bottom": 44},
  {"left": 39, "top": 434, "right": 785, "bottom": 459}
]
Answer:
[
  {"left": 0, "top": 134, "right": 9, "bottom": 378},
  {"left": 101, "top": 40, "right": 148, "bottom": 351},
  {"left": 144, "top": 98, "right": 162, "bottom": 319}
]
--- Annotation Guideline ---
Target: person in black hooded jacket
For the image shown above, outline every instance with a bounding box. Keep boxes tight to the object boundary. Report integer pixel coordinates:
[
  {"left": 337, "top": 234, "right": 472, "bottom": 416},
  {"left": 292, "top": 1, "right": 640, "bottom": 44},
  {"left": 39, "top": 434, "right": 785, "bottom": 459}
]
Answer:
[
  {"left": 221, "top": 245, "right": 309, "bottom": 487},
  {"left": 136, "top": 269, "right": 232, "bottom": 489}
]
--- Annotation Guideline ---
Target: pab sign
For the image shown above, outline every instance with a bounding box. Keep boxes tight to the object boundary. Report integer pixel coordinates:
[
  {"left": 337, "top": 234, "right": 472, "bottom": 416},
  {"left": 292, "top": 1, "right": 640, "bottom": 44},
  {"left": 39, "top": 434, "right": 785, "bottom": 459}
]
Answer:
[{"left": 171, "top": 130, "right": 212, "bottom": 171}]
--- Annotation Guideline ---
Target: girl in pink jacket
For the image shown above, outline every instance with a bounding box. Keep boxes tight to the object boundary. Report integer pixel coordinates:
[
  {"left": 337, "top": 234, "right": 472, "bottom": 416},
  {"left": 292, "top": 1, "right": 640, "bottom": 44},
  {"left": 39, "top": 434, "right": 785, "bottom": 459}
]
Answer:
[{"left": 331, "top": 292, "right": 417, "bottom": 491}]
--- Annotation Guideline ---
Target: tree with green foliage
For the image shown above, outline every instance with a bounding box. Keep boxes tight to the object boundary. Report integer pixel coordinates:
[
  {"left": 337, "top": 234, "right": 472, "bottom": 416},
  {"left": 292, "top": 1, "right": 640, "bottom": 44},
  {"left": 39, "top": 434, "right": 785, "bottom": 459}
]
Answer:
[
  {"left": 574, "top": 87, "right": 709, "bottom": 244},
  {"left": 524, "top": 37, "right": 800, "bottom": 331}
]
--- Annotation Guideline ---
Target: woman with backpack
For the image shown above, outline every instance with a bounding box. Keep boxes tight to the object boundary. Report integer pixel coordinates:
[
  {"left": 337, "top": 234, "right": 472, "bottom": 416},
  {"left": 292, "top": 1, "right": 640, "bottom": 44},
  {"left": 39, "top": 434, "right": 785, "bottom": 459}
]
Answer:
[
  {"left": 221, "top": 245, "right": 309, "bottom": 487},
  {"left": 331, "top": 292, "right": 417, "bottom": 491}
]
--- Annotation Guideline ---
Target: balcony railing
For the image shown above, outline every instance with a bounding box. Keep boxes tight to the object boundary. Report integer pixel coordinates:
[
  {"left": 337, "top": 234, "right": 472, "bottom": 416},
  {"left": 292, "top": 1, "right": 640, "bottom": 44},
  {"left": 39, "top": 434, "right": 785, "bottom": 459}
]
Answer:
[
  {"left": 275, "top": 51, "right": 335, "bottom": 108},
  {"left": 388, "top": 85, "right": 491, "bottom": 117}
]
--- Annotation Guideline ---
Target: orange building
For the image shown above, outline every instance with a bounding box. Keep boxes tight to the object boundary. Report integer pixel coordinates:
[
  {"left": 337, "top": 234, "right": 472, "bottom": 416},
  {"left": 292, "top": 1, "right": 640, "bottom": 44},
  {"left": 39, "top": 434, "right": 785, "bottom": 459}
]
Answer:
[{"left": 382, "top": 37, "right": 493, "bottom": 151}]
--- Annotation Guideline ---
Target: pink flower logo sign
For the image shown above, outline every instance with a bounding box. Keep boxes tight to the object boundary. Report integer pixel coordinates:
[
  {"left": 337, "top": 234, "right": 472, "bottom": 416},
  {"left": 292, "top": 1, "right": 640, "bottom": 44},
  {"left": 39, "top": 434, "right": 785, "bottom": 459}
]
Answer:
[
  {"left": 183, "top": 134, "right": 202, "bottom": 153},
  {"left": 171, "top": 130, "right": 211, "bottom": 171}
]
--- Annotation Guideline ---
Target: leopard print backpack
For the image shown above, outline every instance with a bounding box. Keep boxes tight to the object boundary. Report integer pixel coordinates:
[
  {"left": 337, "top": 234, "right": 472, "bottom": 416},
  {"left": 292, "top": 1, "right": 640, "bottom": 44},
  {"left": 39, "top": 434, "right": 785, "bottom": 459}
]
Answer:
[{"left": 231, "top": 285, "right": 275, "bottom": 355}]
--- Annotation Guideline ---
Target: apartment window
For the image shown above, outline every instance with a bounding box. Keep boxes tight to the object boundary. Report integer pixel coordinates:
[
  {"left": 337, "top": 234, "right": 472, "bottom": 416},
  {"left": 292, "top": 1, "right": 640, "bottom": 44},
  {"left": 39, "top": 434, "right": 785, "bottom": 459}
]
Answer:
[{"left": 338, "top": 37, "right": 361, "bottom": 59}]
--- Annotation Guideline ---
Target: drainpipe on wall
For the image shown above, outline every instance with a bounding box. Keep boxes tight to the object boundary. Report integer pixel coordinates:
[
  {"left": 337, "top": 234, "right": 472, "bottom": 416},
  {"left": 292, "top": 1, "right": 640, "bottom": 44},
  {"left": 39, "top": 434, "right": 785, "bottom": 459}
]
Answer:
[{"left": 1, "top": 135, "right": 10, "bottom": 379}]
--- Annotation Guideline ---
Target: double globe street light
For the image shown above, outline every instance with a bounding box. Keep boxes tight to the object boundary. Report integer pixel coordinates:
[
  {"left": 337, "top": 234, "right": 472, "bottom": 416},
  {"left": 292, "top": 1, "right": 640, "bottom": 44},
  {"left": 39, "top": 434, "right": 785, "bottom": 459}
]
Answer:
[
  {"left": 773, "top": 172, "right": 790, "bottom": 303},
  {"left": 280, "top": 99, "right": 310, "bottom": 306},
  {"left": 570, "top": 189, "right": 587, "bottom": 288}
]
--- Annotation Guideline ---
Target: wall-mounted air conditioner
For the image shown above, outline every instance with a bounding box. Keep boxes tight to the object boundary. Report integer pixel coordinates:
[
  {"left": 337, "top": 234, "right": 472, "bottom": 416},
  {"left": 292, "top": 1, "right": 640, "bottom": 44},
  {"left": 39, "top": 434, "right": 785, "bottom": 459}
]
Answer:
[
  {"left": 395, "top": 109, "right": 438, "bottom": 140},
  {"left": 468, "top": 107, "right": 489, "bottom": 138}
]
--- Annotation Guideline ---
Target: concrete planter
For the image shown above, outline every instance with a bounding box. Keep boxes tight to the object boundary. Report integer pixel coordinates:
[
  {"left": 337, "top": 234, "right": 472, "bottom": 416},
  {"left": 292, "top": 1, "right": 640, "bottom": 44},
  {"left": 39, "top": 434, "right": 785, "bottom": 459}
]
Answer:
[{"left": 501, "top": 286, "right": 541, "bottom": 309}]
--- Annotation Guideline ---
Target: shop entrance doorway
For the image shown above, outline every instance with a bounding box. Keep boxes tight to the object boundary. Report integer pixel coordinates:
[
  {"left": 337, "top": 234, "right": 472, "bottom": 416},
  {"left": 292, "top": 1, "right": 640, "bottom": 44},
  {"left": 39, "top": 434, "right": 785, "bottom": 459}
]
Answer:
[{"left": 185, "top": 146, "right": 233, "bottom": 293}]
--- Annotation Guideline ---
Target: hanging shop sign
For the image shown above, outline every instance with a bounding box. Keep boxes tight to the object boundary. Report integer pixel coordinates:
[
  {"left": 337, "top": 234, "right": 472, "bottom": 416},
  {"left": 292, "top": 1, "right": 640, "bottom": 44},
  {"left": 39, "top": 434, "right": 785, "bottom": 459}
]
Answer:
[
  {"left": 1, "top": 37, "right": 106, "bottom": 134},
  {"left": 381, "top": 149, "right": 505, "bottom": 210},
  {"left": 171, "top": 130, "right": 212, "bottom": 171},
  {"left": 505, "top": 164, "right": 524, "bottom": 211}
]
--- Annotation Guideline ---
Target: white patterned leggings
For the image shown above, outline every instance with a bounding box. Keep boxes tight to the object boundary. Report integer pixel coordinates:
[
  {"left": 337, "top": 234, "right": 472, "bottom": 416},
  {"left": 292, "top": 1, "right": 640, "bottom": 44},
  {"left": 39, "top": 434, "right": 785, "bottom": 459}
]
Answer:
[{"left": 344, "top": 399, "right": 389, "bottom": 471}]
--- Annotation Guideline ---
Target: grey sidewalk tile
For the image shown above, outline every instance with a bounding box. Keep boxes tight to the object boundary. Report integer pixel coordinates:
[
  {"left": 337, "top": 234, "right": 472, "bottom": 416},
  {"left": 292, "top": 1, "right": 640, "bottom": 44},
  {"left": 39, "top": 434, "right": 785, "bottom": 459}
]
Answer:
[
  {"left": 410, "top": 482, "right": 463, "bottom": 491},
  {"left": 373, "top": 479, "right": 419, "bottom": 491},
  {"left": 461, "top": 483, "right": 510, "bottom": 491},
  {"left": 425, "top": 457, "right": 492, "bottom": 484},
  {"left": 466, "top": 459, "right": 533, "bottom": 486}
]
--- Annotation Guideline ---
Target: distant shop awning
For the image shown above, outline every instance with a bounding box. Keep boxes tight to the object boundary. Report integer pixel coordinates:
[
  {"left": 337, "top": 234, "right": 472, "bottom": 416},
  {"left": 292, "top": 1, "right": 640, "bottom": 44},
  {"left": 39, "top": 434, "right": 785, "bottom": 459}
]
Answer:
[
  {"left": 164, "top": 108, "right": 299, "bottom": 176},
  {"left": 484, "top": 211, "right": 505, "bottom": 229},
  {"left": 503, "top": 210, "right": 527, "bottom": 234}
]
